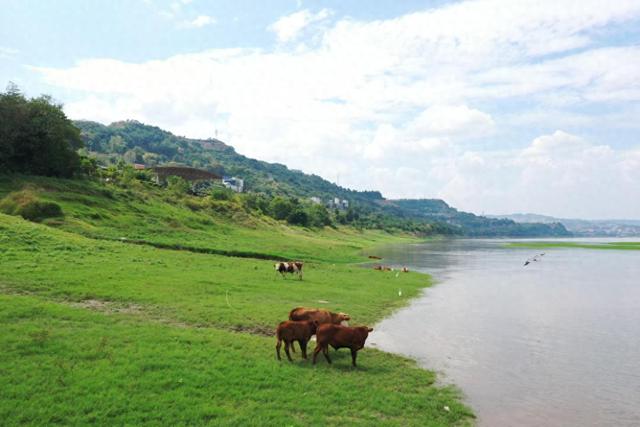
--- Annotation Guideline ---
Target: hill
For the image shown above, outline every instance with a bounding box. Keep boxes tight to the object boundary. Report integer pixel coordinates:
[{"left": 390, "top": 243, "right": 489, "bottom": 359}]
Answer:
[
  {"left": 488, "top": 213, "right": 640, "bottom": 237},
  {"left": 74, "top": 120, "right": 570, "bottom": 237}
]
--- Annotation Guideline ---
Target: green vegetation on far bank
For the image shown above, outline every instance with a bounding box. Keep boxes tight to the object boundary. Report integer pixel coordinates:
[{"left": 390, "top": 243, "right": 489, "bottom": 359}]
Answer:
[
  {"left": 0, "top": 174, "right": 473, "bottom": 425},
  {"left": 507, "top": 241, "right": 640, "bottom": 250}
]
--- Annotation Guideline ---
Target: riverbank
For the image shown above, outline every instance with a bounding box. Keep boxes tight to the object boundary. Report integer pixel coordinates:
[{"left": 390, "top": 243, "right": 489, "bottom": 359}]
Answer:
[
  {"left": 507, "top": 241, "right": 640, "bottom": 250},
  {"left": 0, "top": 179, "right": 474, "bottom": 425}
]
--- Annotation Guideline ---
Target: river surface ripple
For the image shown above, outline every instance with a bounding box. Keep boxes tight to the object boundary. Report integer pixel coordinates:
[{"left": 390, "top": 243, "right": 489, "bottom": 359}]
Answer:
[{"left": 368, "top": 238, "right": 640, "bottom": 427}]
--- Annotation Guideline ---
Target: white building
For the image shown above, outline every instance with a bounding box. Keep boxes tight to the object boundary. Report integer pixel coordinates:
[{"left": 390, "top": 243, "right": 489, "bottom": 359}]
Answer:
[{"left": 222, "top": 176, "right": 244, "bottom": 193}]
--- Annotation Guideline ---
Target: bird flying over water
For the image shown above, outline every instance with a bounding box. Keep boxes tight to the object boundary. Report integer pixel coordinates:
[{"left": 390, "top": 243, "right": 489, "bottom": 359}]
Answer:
[{"left": 524, "top": 253, "right": 546, "bottom": 266}]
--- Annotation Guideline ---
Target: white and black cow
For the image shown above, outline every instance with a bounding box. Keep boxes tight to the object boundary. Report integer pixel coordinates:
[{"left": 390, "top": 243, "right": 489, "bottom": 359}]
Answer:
[{"left": 275, "top": 261, "right": 304, "bottom": 280}]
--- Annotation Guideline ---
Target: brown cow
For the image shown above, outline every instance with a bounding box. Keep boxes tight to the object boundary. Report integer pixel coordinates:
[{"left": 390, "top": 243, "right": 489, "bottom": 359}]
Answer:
[
  {"left": 275, "top": 320, "right": 318, "bottom": 361},
  {"left": 275, "top": 261, "right": 304, "bottom": 280},
  {"left": 288, "top": 307, "right": 350, "bottom": 325},
  {"left": 312, "top": 324, "right": 373, "bottom": 367}
]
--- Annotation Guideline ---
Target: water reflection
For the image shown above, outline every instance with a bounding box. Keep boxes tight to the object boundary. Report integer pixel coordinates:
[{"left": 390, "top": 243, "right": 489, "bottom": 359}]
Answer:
[{"left": 369, "top": 239, "right": 640, "bottom": 427}]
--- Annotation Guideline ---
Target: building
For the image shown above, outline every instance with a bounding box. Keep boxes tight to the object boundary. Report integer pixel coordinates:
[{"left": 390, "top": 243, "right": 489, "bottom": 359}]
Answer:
[
  {"left": 150, "top": 166, "right": 222, "bottom": 183},
  {"left": 222, "top": 176, "right": 244, "bottom": 193},
  {"left": 326, "top": 197, "right": 349, "bottom": 210},
  {"left": 309, "top": 197, "right": 322, "bottom": 205}
]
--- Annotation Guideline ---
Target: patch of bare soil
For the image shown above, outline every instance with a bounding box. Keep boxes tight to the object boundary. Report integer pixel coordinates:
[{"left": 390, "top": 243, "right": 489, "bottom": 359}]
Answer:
[
  {"left": 228, "top": 324, "right": 274, "bottom": 337},
  {"left": 68, "top": 299, "right": 144, "bottom": 315}
]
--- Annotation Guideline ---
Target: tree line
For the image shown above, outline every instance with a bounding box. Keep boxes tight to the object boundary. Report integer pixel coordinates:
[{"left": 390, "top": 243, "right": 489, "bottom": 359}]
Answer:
[{"left": 0, "top": 83, "right": 94, "bottom": 177}]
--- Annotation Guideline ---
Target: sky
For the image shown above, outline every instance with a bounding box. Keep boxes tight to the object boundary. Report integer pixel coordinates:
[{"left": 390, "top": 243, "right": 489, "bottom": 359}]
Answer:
[{"left": 1, "top": 0, "right": 640, "bottom": 219}]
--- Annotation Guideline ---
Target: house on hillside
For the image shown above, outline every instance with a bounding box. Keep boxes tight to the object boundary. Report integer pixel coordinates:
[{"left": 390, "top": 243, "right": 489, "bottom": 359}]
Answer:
[
  {"left": 326, "top": 198, "right": 349, "bottom": 210},
  {"left": 309, "top": 196, "right": 322, "bottom": 205},
  {"left": 222, "top": 176, "right": 244, "bottom": 193}
]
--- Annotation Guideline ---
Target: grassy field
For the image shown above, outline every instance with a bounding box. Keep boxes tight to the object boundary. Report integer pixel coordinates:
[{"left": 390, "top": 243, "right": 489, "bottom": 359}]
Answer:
[
  {"left": 0, "top": 177, "right": 473, "bottom": 426},
  {"left": 0, "top": 175, "right": 414, "bottom": 263},
  {"left": 507, "top": 241, "right": 640, "bottom": 251}
]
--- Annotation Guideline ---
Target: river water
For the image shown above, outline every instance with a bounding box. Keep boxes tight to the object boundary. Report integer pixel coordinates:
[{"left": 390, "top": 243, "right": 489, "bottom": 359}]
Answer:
[{"left": 368, "top": 238, "right": 640, "bottom": 426}]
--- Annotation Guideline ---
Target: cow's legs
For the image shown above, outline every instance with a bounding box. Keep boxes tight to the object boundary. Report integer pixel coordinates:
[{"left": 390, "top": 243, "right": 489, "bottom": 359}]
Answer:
[
  {"left": 276, "top": 339, "right": 282, "bottom": 360},
  {"left": 312, "top": 344, "right": 322, "bottom": 364},
  {"left": 351, "top": 348, "right": 358, "bottom": 367},
  {"left": 323, "top": 346, "right": 332, "bottom": 364},
  {"left": 284, "top": 341, "right": 293, "bottom": 362},
  {"left": 299, "top": 339, "right": 308, "bottom": 359}
]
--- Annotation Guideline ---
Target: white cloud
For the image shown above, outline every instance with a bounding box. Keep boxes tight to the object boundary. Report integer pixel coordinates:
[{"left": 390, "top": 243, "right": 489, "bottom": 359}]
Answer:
[
  {"left": 30, "top": 0, "right": 640, "bottom": 218},
  {"left": 269, "top": 9, "right": 331, "bottom": 43},
  {"left": 180, "top": 14, "right": 216, "bottom": 29},
  {"left": 0, "top": 46, "right": 19, "bottom": 59},
  {"left": 409, "top": 105, "right": 495, "bottom": 138}
]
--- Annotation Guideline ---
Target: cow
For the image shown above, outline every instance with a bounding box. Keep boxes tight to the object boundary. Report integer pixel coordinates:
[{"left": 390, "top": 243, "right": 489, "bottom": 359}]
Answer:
[
  {"left": 274, "top": 261, "right": 304, "bottom": 280},
  {"left": 288, "top": 307, "right": 350, "bottom": 325},
  {"left": 287, "top": 307, "right": 350, "bottom": 353},
  {"left": 312, "top": 324, "right": 373, "bottom": 367},
  {"left": 275, "top": 320, "right": 318, "bottom": 361}
]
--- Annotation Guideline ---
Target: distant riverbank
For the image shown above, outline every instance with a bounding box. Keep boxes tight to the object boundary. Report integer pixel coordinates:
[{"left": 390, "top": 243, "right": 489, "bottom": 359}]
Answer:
[{"left": 507, "top": 241, "right": 640, "bottom": 250}]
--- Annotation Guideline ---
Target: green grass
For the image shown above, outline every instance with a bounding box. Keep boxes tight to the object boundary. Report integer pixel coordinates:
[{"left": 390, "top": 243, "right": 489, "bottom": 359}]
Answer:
[
  {"left": 507, "top": 241, "right": 640, "bottom": 251},
  {"left": 0, "top": 175, "right": 414, "bottom": 264},
  {"left": 1, "top": 294, "right": 471, "bottom": 426},
  {"left": 0, "top": 176, "right": 473, "bottom": 425}
]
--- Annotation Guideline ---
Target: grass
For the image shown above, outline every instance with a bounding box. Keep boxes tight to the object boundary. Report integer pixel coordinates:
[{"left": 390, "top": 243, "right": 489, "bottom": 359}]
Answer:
[
  {"left": 507, "top": 241, "right": 640, "bottom": 251},
  {"left": 0, "top": 176, "right": 474, "bottom": 426},
  {"left": 0, "top": 175, "right": 414, "bottom": 264}
]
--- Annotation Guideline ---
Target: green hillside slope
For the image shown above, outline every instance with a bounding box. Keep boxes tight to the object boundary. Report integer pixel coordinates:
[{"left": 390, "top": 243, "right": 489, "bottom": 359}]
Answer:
[{"left": 74, "top": 120, "right": 570, "bottom": 237}]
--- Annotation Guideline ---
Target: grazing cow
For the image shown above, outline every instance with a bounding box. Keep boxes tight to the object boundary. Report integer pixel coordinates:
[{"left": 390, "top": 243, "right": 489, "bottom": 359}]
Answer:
[
  {"left": 401, "top": 267, "right": 409, "bottom": 273},
  {"left": 275, "top": 320, "right": 318, "bottom": 361},
  {"left": 312, "top": 324, "right": 373, "bottom": 367},
  {"left": 274, "top": 261, "right": 304, "bottom": 280},
  {"left": 289, "top": 307, "right": 350, "bottom": 325}
]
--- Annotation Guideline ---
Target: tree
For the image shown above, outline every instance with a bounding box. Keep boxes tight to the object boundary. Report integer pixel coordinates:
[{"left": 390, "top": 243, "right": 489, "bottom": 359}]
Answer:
[
  {"left": 269, "top": 196, "right": 293, "bottom": 220},
  {"left": 0, "top": 84, "right": 83, "bottom": 177},
  {"left": 286, "top": 207, "right": 309, "bottom": 226},
  {"left": 308, "top": 204, "right": 332, "bottom": 227}
]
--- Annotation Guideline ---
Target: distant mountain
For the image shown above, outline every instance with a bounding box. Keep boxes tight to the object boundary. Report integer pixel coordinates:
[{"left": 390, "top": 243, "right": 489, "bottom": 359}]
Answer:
[
  {"left": 75, "top": 120, "right": 570, "bottom": 237},
  {"left": 383, "top": 201, "right": 570, "bottom": 237},
  {"left": 488, "top": 213, "right": 640, "bottom": 237}
]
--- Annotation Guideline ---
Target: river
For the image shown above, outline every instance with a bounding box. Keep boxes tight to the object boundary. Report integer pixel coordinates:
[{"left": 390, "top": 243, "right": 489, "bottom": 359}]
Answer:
[{"left": 368, "top": 238, "right": 640, "bottom": 427}]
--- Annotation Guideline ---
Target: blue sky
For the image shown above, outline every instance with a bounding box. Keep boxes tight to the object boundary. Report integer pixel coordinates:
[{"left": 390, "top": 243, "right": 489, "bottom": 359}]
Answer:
[{"left": 2, "top": 0, "right": 640, "bottom": 219}]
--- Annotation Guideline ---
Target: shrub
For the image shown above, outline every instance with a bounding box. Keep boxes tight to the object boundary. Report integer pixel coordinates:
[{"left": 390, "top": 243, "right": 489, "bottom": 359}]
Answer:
[
  {"left": 166, "top": 176, "right": 190, "bottom": 196},
  {"left": 210, "top": 187, "right": 234, "bottom": 201},
  {"left": 286, "top": 207, "right": 309, "bottom": 226},
  {"left": 269, "top": 196, "right": 294, "bottom": 220},
  {"left": 0, "top": 190, "right": 63, "bottom": 222}
]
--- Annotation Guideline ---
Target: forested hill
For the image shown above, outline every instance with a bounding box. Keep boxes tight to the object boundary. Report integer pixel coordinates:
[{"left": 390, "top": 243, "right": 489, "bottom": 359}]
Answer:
[
  {"left": 74, "top": 120, "right": 570, "bottom": 237},
  {"left": 75, "top": 120, "right": 383, "bottom": 204}
]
